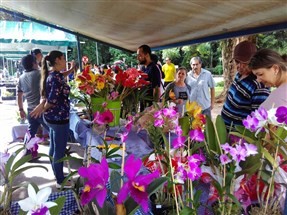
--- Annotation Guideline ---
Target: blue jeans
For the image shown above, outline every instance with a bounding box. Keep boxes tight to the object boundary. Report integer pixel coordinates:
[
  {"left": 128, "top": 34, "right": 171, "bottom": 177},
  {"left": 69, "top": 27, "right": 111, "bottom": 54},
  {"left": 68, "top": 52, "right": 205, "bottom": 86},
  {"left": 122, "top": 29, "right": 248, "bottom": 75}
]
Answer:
[
  {"left": 24, "top": 110, "right": 49, "bottom": 144},
  {"left": 202, "top": 107, "right": 212, "bottom": 119},
  {"left": 44, "top": 118, "right": 69, "bottom": 184}
]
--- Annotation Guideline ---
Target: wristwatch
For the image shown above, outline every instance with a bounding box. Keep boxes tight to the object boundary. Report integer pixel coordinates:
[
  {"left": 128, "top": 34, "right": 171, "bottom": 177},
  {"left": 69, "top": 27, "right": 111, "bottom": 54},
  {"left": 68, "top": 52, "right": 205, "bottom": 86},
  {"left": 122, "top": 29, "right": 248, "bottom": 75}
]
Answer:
[{"left": 19, "top": 108, "right": 24, "bottom": 111}]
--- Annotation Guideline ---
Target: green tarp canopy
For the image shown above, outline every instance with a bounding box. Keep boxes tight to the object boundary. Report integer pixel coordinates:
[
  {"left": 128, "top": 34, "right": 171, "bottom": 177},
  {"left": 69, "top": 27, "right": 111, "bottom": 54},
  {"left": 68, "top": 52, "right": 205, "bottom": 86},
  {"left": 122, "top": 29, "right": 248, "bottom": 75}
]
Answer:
[{"left": 0, "top": 21, "right": 77, "bottom": 59}]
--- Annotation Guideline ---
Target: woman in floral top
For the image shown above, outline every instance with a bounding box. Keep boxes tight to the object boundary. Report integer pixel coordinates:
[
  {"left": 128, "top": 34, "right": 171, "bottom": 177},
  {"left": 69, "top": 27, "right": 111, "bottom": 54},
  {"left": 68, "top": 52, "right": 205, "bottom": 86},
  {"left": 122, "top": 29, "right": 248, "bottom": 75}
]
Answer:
[{"left": 31, "top": 50, "right": 71, "bottom": 188}]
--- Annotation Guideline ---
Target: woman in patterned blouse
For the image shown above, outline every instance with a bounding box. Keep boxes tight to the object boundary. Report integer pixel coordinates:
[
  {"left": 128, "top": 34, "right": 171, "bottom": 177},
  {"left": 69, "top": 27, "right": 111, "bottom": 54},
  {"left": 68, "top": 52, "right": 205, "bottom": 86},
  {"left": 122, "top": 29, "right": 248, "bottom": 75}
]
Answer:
[{"left": 31, "top": 50, "right": 72, "bottom": 188}]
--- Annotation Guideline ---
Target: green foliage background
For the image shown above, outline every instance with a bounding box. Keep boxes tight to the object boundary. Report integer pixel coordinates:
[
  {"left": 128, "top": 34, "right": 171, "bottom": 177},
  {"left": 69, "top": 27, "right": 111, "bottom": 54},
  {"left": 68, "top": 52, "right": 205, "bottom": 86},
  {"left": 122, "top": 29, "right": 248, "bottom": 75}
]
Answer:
[{"left": 68, "top": 30, "right": 286, "bottom": 75}]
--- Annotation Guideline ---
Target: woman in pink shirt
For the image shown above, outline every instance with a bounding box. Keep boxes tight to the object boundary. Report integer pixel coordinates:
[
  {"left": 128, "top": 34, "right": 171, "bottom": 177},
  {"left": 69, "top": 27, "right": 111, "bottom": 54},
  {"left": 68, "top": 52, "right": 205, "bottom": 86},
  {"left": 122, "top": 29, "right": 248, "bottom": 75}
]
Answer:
[{"left": 249, "top": 49, "right": 287, "bottom": 110}]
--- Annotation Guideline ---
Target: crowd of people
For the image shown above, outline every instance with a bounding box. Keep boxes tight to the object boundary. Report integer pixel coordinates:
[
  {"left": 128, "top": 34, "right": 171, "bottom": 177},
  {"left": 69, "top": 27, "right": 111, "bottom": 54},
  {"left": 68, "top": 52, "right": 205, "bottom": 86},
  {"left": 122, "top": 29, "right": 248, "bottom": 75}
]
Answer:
[{"left": 16, "top": 41, "right": 287, "bottom": 188}]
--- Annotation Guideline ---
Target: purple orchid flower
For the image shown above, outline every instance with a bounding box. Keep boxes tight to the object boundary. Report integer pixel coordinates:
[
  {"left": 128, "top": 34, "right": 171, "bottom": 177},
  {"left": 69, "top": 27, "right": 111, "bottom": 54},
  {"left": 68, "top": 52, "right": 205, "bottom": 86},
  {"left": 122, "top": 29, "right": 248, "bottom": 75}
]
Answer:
[
  {"left": 78, "top": 158, "right": 109, "bottom": 207},
  {"left": 188, "top": 154, "right": 205, "bottom": 166},
  {"left": 189, "top": 128, "right": 204, "bottom": 142},
  {"left": 243, "top": 143, "right": 258, "bottom": 156},
  {"left": 229, "top": 145, "right": 247, "bottom": 163},
  {"left": 26, "top": 136, "right": 43, "bottom": 158},
  {"left": 154, "top": 119, "right": 164, "bottom": 127},
  {"left": 187, "top": 162, "right": 202, "bottom": 181},
  {"left": 118, "top": 131, "right": 129, "bottom": 142},
  {"left": 162, "top": 107, "right": 177, "bottom": 118},
  {"left": 174, "top": 125, "right": 183, "bottom": 136},
  {"left": 172, "top": 136, "right": 186, "bottom": 149},
  {"left": 242, "top": 115, "right": 259, "bottom": 132},
  {"left": 31, "top": 206, "right": 49, "bottom": 215},
  {"left": 221, "top": 143, "right": 232, "bottom": 153},
  {"left": 93, "top": 110, "right": 114, "bottom": 125},
  {"left": 153, "top": 110, "right": 162, "bottom": 119},
  {"left": 117, "top": 155, "right": 160, "bottom": 212},
  {"left": 125, "top": 116, "right": 133, "bottom": 132},
  {"left": 275, "top": 106, "right": 287, "bottom": 124},
  {"left": 219, "top": 154, "right": 231, "bottom": 165}
]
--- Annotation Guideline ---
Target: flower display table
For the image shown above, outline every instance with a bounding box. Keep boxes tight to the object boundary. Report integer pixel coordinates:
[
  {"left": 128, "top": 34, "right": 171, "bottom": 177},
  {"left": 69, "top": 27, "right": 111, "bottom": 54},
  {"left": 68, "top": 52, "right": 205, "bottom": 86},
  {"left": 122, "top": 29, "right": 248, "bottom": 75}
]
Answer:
[{"left": 69, "top": 111, "right": 153, "bottom": 160}]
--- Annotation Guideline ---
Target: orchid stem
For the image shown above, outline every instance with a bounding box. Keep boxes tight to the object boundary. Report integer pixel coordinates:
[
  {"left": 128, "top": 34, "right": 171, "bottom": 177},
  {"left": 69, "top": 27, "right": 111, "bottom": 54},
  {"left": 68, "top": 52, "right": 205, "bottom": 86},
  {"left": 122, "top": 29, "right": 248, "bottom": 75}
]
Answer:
[
  {"left": 167, "top": 132, "right": 180, "bottom": 215},
  {"left": 120, "top": 142, "right": 126, "bottom": 188}
]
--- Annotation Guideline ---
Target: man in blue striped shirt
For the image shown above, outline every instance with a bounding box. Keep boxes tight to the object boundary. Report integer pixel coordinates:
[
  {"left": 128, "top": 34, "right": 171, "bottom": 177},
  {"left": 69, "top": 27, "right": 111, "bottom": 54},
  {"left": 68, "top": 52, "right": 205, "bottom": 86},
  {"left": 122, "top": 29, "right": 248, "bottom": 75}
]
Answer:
[{"left": 221, "top": 41, "right": 270, "bottom": 131}]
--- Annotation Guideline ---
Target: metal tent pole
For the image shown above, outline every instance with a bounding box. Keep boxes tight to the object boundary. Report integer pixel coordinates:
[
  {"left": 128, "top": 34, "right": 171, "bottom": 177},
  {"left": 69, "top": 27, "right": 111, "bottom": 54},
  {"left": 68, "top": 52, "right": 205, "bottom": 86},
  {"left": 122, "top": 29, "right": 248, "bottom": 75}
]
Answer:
[{"left": 76, "top": 34, "right": 82, "bottom": 72}]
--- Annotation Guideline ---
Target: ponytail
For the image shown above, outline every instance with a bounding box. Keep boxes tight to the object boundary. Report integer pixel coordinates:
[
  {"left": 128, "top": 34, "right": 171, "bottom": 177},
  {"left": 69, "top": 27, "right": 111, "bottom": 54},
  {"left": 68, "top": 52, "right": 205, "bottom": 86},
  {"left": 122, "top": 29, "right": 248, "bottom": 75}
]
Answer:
[
  {"left": 40, "top": 50, "right": 63, "bottom": 97},
  {"left": 40, "top": 55, "right": 50, "bottom": 97}
]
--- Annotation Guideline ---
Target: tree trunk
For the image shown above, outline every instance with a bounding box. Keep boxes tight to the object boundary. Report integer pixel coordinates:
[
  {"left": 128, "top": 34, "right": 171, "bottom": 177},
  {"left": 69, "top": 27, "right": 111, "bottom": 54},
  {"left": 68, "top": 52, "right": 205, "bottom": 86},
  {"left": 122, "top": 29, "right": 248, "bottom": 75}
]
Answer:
[{"left": 215, "top": 36, "right": 256, "bottom": 103}]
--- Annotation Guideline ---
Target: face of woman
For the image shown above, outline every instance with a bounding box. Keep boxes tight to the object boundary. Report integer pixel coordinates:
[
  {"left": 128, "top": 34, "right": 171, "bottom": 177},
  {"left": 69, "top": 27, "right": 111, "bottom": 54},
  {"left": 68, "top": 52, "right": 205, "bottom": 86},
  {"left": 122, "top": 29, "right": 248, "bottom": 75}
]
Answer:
[
  {"left": 252, "top": 66, "right": 277, "bottom": 87},
  {"left": 56, "top": 55, "right": 66, "bottom": 71},
  {"left": 176, "top": 70, "right": 187, "bottom": 81}
]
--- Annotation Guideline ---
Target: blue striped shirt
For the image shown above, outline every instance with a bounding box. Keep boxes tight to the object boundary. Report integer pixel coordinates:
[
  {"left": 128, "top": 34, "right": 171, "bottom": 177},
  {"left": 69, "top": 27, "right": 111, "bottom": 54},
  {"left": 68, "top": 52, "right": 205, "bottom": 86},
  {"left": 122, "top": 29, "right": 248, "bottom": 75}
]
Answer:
[{"left": 221, "top": 73, "right": 270, "bottom": 130}]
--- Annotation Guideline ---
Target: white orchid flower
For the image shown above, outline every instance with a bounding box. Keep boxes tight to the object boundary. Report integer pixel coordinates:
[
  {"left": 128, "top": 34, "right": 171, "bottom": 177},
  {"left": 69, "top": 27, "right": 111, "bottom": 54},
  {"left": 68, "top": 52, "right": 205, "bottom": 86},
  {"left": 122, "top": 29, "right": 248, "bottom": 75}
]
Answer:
[{"left": 18, "top": 184, "right": 57, "bottom": 215}]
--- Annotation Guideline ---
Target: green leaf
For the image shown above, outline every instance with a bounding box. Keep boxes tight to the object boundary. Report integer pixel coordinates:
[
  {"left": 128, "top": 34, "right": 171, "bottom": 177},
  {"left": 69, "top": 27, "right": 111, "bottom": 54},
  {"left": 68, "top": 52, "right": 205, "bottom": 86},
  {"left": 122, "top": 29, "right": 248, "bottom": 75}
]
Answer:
[
  {"left": 180, "top": 206, "right": 196, "bottom": 215},
  {"left": 215, "top": 115, "right": 227, "bottom": 145},
  {"left": 10, "top": 165, "right": 48, "bottom": 182},
  {"left": 262, "top": 148, "right": 278, "bottom": 168},
  {"left": 205, "top": 116, "right": 219, "bottom": 154},
  {"left": 5, "top": 147, "right": 24, "bottom": 176},
  {"left": 107, "top": 154, "right": 122, "bottom": 159},
  {"left": 193, "top": 189, "right": 203, "bottom": 206},
  {"left": 11, "top": 152, "right": 49, "bottom": 172},
  {"left": 106, "top": 147, "right": 121, "bottom": 157},
  {"left": 227, "top": 193, "right": 242, "bottom": 209},
  {"left": 212, "top": 180, "right": 223, "bottom": 197},
  {"left": 110, "top": 170, "right": 122, "bottom": 193},
  {"left": 108, "top": 162, "right": 121, "bottom": 169},
  {"left": 237, "top": 154, "right": 261, "bottom": 177},
  {"left": 49, "top": 196, "right": 66, "bottom": 215},
  {"left": 125, "top": 177, "right": 168, "bottom": 215}
]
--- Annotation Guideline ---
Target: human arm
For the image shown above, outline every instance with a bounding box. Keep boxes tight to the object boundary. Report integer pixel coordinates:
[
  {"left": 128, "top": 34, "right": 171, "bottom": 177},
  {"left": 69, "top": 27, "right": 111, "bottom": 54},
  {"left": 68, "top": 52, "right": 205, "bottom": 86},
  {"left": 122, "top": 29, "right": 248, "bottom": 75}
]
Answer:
[
  {"left": 210, "top": 87, "right": 215, "bottom": 110},
  {"left": 17, "top": 91, "right": 26, "bottom": 119},
  {"left": 62, "top": 60, "right": 75, "bottom": 78},
  {"left": 153, "top": 87, "right": 160, "bottom": 102},
  {"left": 30, "top": 98, "right": 54, "bottom": 118}
]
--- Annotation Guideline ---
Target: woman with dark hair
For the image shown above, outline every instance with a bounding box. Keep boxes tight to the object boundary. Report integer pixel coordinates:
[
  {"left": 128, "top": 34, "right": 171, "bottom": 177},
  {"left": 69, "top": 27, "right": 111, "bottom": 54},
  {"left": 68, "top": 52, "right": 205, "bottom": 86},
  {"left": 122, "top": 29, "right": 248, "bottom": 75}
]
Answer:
[
  {"left": 31, "top": 50, "right": 71, "bottom": 188},
  {"left": 249, "top": 49, "right": 287, "bottom": 109}
]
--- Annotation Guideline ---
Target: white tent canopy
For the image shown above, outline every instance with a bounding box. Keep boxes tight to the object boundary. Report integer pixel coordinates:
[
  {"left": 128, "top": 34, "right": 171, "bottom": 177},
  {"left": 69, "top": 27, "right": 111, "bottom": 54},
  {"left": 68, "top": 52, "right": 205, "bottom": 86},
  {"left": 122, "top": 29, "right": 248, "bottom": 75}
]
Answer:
[{"left": 1, "top": 1, "right": 287, "bottom": 52}]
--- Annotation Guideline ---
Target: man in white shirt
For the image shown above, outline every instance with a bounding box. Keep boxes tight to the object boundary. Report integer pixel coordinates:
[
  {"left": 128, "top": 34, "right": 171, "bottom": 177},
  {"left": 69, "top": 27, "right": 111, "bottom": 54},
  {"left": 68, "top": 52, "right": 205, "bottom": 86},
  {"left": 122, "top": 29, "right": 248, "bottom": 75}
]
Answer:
[{"left": 186, "top": 57, "right": 215, "bottom": 118}]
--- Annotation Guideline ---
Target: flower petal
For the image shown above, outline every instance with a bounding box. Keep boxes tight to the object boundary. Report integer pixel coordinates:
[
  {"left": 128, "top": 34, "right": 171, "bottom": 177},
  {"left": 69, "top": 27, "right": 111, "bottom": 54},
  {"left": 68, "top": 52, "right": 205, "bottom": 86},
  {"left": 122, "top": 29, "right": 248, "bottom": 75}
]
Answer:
[
  {"left": 124, "top": 155, "right": 141, "bottom": 179},
  {"left": 27, "top": 184, "right": 37, "bottom": 202},
  {"left": 36, "top": 187, "right": 52, "bottom": 204},
  {"left": 117, "top": 183, "right": 130, "bottom": 204},
  {"left": 18, "top": 197, "right": 34, "bottom": 211}
]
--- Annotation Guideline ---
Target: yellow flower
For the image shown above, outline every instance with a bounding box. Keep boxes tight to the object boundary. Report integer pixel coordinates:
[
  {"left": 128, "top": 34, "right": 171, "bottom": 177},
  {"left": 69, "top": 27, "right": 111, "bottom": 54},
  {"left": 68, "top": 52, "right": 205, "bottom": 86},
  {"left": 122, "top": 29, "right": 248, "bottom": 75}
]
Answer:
[
  {"left": 96, "top": 81, "right": 105, "bottom": 90},
  {"left": 186, "top": 101, "right": 202, "bottom": 117},
  {"left": 169, "top": 90, "right": 176, "bottom": 100}
]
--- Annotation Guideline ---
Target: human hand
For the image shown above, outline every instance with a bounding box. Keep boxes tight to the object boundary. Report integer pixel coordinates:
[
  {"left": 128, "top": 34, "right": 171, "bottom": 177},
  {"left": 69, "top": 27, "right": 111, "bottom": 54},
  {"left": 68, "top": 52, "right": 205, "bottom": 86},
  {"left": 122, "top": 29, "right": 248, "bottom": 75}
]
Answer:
[
  {"left": 19, "top": 110, "right": 26, "bottom": 119},
  {"left": 177, "top": 99, "right": 183, "bottom": 105},
  {"left": 30, "top": 103, "right": 45, "bottom": 118}
]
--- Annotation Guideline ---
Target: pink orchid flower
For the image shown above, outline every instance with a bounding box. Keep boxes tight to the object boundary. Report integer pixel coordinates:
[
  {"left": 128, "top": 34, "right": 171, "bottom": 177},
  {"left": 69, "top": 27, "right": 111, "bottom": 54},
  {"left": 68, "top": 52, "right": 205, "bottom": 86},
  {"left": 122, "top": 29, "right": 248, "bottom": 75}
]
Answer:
[
  {"left": 78, "top": 158, "right": 109, "bottom": 207},
  {"left": 117, "top": 155, "right": 160, "bottom": 212}
]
